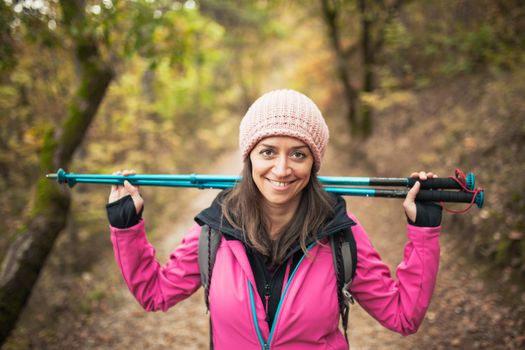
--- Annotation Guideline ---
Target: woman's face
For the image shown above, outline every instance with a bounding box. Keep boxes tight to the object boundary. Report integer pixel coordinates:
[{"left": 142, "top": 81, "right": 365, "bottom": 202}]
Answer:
[{"left": 249, "top": 136, "right": 314, "bottom": 211}]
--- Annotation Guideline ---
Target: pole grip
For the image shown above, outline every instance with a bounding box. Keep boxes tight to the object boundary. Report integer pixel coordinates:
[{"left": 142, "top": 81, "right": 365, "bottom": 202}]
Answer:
[
  {"left": 416, "top": 190, "right": 484, "bottom": 208},
  {"left": 407, "top": 177, "right": 463, "bottom": 190},
  {"left": 374, "top": 189, "right": 484, "bottom": 208}
]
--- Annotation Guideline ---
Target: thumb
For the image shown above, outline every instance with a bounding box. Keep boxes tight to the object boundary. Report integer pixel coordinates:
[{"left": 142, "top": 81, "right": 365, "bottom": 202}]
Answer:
[
  {"left": 403, "top": 181, "right": 420, "bottom": 222},
  {"left": 123, "top": 179, "right": 138, "bottom": 196},
  {"left": 406, "top": 180, "right": 421, "bottom": 202},
  {"left": 123, "top": 180, "right": 144, "bottom": 214}
]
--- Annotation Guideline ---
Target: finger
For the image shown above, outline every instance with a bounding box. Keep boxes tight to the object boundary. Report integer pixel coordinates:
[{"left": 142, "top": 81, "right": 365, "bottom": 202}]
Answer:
[
  {"left": 406, "top": 180, "right": 421, "bottom": 202},
  {"left": 124, "top": 180, "right": 143, "bottom": 214},
  {"left": 122, "top": 169, "right": 138, "bottom": 190},
  {"left": 123, "top": 180, "right": 139, "bottom": 196},
  {"left": 116, "top": 171, "right": 128, "bottom": 196},
  {"left": 122, "top": 170, "right": 137, "bottom": 187},
  {"left": 109, "top": 171, "right": 123, "bottom": 203},
  {"left": 409, "top": 171, "right": 425, "bottom": 179},
  {"left": 419, "top": 171, "right": 427, "bottom": 181},
  {"left": 111, "top": 171, "right": 123, "bottom": 192}
]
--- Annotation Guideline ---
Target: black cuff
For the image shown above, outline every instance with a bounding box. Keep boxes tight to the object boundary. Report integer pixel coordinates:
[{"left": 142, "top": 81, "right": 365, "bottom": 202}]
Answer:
[
  {"left": 407, "top": 202, "right": 442, "bottom": 227},
  {"left": 106, "top": 195, "right": 143, "bottom": 229}
]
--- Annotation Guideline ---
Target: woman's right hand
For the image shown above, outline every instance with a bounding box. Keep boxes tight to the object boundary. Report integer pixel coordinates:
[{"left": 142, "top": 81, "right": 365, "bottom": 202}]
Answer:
[{"left": 108, "top": 169, "right": 144, "bottom": 214}]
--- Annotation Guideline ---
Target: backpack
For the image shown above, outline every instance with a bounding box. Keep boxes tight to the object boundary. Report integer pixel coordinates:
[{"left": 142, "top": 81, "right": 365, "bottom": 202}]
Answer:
[{"left": 198, "top": 225, "right": 357, "bottom": 346}]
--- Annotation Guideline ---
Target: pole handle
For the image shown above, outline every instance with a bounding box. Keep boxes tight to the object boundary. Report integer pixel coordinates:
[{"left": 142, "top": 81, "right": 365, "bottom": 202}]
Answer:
[
  {"left": 405, "top": 172, "right": 475, "bottom": 190},
  {"left": 407, "top": 177, "right": 458, "bottom": 189},
  {"left": 374, "top": 189, "right": 484, "bottom": 208},
  {"left": 416, "top": 190, "right": 484, "bottom": 208}
]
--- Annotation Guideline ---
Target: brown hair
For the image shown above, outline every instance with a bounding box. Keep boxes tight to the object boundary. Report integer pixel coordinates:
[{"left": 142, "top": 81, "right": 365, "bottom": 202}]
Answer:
[{"left": 220, "top": 159, "right": 336, "bottom": 264}]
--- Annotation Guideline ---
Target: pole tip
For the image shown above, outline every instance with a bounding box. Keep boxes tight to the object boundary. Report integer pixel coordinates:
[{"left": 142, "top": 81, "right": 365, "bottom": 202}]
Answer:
[{"left": 46, "top": 174, "right": 57, "bottom": 179}]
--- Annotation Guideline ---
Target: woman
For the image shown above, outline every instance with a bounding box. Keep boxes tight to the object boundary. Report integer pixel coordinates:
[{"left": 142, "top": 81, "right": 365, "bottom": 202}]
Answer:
[{"left": 107, "top": 89, "right": 442, "bottom": 349}]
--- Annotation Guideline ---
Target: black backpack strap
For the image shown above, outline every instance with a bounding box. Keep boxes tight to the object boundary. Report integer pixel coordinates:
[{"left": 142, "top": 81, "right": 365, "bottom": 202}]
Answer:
[
  {"left": 341, "top": 227, "right": 357, "bottom": 300},
  {"left": 330, "top": 227, "right": 357, "bottom": 344},
  {"left": 198, "top": 225, "right": 221, "bottom": 349}
]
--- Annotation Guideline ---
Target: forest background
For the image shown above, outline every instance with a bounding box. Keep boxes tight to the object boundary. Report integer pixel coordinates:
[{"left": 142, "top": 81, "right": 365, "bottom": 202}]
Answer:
[{"left": 0, "top": 0, "right": 524, "bottom": 349}]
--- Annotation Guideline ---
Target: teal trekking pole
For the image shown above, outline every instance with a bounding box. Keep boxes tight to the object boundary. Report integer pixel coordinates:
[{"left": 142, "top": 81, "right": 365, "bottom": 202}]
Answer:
[{"left": 46, "top": 168, "right": 484, "bottom": 209}]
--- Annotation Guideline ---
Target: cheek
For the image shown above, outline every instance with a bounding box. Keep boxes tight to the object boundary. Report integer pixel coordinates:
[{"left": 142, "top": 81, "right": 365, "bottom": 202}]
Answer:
[
  {"left": 299, "top": 174, "right": 311, "bottom": 190},
  {"left": 249, "top": 158, "right": 265, "bottom": 189},
  {"left": 250, "top": 155, "right": 270, "bottom": 176},
  {"left": 298, "top": 160, "right": 314, "bottom": 180}
]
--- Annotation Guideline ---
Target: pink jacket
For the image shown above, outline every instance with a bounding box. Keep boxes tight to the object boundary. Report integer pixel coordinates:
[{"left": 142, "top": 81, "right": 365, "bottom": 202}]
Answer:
[{"left": 110, "top": 213, "right": 440, "bottom": 349}]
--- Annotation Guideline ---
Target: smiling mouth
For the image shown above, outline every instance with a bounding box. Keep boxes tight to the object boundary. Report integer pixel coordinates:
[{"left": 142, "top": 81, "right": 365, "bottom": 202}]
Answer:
[{"left": 267, "top": 179, "right": 296, "bottom": 187}]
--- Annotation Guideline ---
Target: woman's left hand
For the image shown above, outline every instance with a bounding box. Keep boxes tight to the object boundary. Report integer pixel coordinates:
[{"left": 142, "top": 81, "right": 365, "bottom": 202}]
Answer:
[{"left": 403, "top": 171, "right": 438, "bottom": 222}]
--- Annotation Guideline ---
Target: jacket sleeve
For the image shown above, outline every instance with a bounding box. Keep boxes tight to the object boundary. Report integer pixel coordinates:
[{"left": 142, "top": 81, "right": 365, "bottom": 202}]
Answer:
[
  {"left": 110, "top": 220, "right": 202, "bottom": 312},
  {"left": 348, "top": 213, "right": 440, "bottom": 336}
]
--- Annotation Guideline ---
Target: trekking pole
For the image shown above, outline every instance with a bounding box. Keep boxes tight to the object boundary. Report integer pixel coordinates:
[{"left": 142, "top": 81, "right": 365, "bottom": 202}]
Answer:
[
  {"left": 46, "top": 168, "right": 476, "bottom": 190},
  {"left": 46, "top": 169, "right": 484, "bottom": 208}
]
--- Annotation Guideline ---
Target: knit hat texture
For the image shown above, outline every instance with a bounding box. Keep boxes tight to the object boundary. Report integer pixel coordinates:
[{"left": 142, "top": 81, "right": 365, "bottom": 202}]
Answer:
[{"left": 239, "top": 89, "right": 329, "bottom": 172}]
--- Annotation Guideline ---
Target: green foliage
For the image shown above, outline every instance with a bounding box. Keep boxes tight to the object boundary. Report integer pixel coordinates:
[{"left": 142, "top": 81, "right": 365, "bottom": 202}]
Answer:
[
  {"left": 0, "top": 36, "right": 71, "bottom": 255},
  {"left": 381, "top": 0, "right": 525, "bottom": 86},
  {"left": 0, "top": 1, "right": 16, "bottom": 73},
  {"left": 427, "top": 24, "right": 505, "bottom": 76}
]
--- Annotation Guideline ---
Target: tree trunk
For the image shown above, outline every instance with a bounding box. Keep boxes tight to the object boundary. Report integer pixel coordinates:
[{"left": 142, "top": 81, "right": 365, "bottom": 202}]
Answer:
[
  {"left": 359, "top": 0, "right": 374, "bottom": 138},
  {"left": 319, "top": 0, "right": 360, "bottom": 136},
  {"left": 0, "top": 0, "right": 113, "bottom": 344},
  {"left": 320, "top": 0, "right": 404, "bottom": 138},
  {"left": 360, "top": 0, "right": 403, "bottom": 138}
]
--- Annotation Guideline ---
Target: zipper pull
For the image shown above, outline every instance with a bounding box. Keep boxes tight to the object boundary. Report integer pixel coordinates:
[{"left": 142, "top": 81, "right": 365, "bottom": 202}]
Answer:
[{"left": 264, "top": 283, "right": 271, "bottom": 316}]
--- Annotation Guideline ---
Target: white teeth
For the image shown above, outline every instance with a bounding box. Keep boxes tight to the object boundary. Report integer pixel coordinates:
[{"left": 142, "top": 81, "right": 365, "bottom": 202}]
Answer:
[{"left": 268, "top": 179, "right": 291, "bottom": 187}]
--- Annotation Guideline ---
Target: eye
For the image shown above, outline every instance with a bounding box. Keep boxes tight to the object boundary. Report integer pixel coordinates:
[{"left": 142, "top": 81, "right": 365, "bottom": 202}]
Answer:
[
  {"left": 259, "top": 148, "right": 275, "bottom": 157},
  {"left": 290, "top": 150, "right": 307, "bottom": 159}
]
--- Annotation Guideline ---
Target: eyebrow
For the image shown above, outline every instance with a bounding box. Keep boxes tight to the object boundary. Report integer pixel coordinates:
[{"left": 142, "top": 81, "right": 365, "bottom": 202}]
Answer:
[{"left": 259, "top": 143, "right": 309, "bottom": 150}]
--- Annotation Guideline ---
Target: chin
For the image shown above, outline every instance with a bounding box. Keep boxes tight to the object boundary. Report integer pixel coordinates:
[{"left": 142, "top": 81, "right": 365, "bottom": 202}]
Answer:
[{"left": 263, "top": 192, "right": 301, "bottom": 207}]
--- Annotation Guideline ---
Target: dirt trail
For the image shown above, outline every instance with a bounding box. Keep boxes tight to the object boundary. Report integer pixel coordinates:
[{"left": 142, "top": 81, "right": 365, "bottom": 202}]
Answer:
[{"left": 5, "top": 148, "right": 524, "bottom": 349}]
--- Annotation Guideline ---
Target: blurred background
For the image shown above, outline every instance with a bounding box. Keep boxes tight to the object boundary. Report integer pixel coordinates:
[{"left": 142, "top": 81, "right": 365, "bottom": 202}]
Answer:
[{"left": 0, "top": 0, "right": 524, "bottom": 349}]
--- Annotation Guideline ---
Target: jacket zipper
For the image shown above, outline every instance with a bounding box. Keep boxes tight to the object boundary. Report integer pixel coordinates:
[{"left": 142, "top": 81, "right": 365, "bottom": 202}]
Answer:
[
  {"left": 264, "top": 282, "right": 271, "bottom": 321},
  {"left": 248, "top": 242, "right": 315, "bottom": 350}
]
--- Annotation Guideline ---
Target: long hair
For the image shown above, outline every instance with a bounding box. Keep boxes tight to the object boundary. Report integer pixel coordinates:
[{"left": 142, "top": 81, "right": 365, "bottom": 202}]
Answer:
[{"left": 220, "top": 159, "right": 336, "bottom": 264}]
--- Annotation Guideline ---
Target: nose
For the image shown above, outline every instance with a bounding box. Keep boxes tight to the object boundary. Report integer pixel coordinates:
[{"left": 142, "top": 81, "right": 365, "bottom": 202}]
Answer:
[{"left": 272, "top": 155, "right": 292, "bottom": 178}]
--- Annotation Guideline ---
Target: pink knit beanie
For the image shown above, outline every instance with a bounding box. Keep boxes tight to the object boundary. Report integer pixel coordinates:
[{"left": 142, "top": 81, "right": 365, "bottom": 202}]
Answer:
[{"left": 239, "top": 89, "right": 329, "bottom": 172}]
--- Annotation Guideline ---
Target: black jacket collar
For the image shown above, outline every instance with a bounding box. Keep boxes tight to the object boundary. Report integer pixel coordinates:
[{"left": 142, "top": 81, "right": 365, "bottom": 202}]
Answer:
[{"left": 194, "top": 189, "right": 355, "bottom": 257}]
